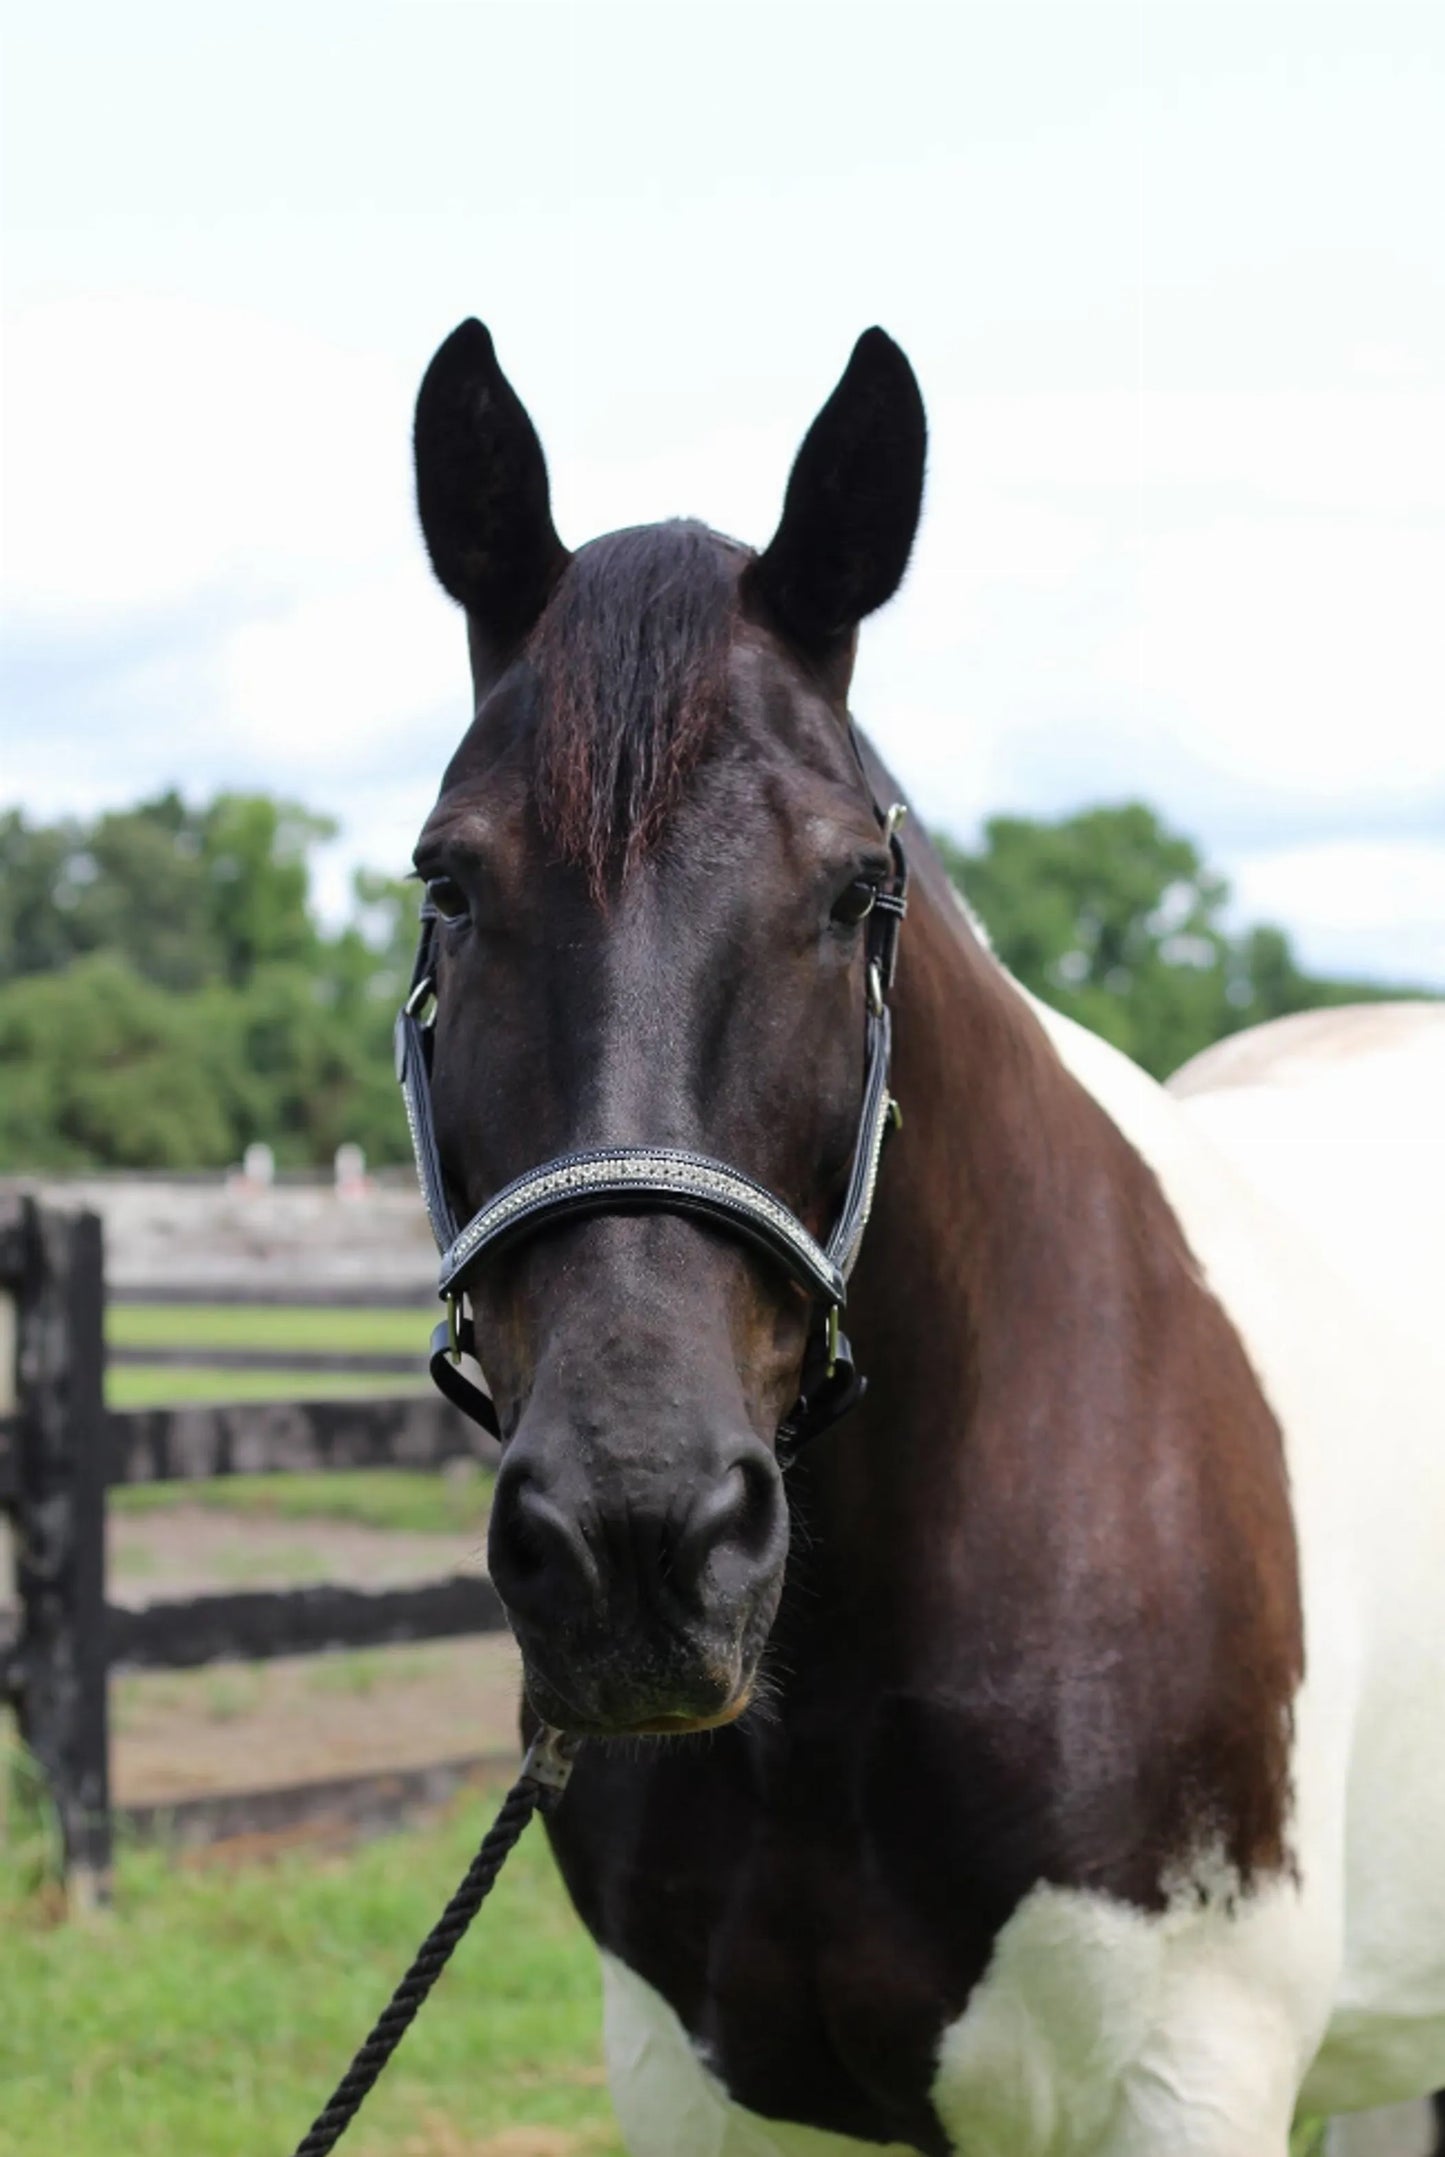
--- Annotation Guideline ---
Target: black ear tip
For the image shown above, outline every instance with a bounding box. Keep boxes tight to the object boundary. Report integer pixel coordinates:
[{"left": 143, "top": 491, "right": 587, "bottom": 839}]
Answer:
[
  {"left": 849, "top": 326, "right": 922, "bottom": 398},
  {"left": 421, "top": 318, "right": 498, "bottom": 390},
  {"left": 450, "top": 316, "right": 495, "bottom": 357}
]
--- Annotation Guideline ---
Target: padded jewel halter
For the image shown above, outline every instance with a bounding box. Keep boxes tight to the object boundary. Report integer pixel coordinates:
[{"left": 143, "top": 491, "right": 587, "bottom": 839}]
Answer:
[{"left": 396, "top": 803, "right": 908, "bottom": 1467}]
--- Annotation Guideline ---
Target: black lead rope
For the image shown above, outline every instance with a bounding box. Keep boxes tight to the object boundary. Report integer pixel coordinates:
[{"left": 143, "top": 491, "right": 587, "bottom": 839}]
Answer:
[{"left": 287, "top": 1729, "right": 580, "bottom": 2157}]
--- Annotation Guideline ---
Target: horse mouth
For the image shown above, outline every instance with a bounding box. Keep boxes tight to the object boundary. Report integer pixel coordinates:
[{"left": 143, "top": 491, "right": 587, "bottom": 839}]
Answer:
[
  {"left": 520, "top": 1650, "right": 755, "bottom": 1740},
  {"left": 618, "top": 1693, "right": 752, "bottom": 1737}
]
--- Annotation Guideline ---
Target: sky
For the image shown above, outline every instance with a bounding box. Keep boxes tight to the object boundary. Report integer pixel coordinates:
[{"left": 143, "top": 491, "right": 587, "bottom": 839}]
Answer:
[{"left": 4, "top": 0, "right": 1444, "bottom": 985}]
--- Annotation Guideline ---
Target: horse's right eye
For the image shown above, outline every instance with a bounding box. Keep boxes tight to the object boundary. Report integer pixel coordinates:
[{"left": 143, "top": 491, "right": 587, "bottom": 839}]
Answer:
[{"left": 427, "top": 876, "right": 470, "bottom": 925}]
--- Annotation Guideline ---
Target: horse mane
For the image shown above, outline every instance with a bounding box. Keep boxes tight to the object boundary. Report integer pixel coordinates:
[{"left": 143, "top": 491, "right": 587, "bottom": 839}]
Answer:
[{"left": 527, "top": 520, "right": 742, "bottom": 893}]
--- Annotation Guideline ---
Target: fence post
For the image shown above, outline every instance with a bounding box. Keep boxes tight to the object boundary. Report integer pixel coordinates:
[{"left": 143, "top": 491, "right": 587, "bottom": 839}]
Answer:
[{"left": 12, "top": 1199, "right": 111, "bottom": 1904}]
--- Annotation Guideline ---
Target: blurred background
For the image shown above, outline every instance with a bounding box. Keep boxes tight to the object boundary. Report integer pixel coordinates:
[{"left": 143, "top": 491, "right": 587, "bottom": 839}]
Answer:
[{"left": 1, "top": 6, "right": 1441, "bottom": 2154}]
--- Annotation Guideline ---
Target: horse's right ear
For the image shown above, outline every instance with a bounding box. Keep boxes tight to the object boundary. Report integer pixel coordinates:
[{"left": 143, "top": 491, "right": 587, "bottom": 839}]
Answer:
[{"left": 413, "top": 320, "right": 569, "bottom": 673}]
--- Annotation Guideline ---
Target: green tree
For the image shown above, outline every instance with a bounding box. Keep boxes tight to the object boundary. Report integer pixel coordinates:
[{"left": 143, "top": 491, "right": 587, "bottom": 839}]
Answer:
[
  {"left": 938, "top": 803, "right": 1422, "bottom": 1079},
  {"left": 0, "top": 956, "right": 248, "bottom": 1169},
  {"left": 0, "top": 792, "right": 330, "bottom": 994},
  {"left": 0, "top": 794, "right": 407, "bottom": 1172},
  {"left": 199, "top": 794, "right": 331, "bottom": 986},
  {"left": 0, "top": 811, "right": 85, "bottom": 980}
]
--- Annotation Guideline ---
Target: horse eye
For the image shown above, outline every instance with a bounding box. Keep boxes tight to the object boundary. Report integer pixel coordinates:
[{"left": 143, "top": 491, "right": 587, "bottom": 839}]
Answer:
[
  {"left": 831, "top": 876, "right": 880, "bottom": 928},
  {"left": 427, "top": 876, "right": 470, "bottom": 925}
]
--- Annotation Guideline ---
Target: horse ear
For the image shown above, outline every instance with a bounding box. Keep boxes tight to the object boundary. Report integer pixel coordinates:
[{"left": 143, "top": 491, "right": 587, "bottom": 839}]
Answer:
[
  {"left": 413, "top": 319, "right": 570, "bottom": 671},
  {"left": 748, "top": 328, "right": 926, "bottom": 662}
]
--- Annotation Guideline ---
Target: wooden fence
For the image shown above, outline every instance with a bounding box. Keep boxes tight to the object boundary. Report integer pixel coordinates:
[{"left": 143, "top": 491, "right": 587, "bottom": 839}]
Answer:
[{"left": 0, "top": 1192, "right": 502, "bottom": 1898}]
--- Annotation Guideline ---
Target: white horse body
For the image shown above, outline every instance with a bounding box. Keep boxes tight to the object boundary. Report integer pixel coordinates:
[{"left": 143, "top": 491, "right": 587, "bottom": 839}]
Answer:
[
  {"left": 602, "top": 997, "right": 1445, "bottom": 2156},
  {"left": 1167, "top": 1004, "right": 1445, "bottom": 2153}
]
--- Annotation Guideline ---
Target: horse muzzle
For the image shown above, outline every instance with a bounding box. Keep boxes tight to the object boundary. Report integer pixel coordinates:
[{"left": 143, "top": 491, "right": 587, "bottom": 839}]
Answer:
[{"left": 487, "top": 1430, "right": 787, "bottom": 1737}]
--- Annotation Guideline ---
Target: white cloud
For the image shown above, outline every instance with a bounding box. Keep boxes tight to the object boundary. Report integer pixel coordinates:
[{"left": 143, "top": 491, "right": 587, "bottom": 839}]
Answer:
[
  {"left": 216, "top": 570, "right": 462, "bottom": 769},
  {"left": 2, "top": 295, "right": 412, "bottom": 619},
  {"left": 1134, "top": 511, "right": 1445, "bottom": 801},
  {"left": 1225, "top": 839, "right": 1445, "bottom": 984}
]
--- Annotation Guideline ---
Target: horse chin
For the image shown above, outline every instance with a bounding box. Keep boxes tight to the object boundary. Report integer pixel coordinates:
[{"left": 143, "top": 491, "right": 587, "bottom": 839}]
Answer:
[
  {"left": 520, "top": 1646, "right": 757, "bottom": 1741},
  {"left": 618, "top": 1695, "right": 752, "bottom": 1737}
]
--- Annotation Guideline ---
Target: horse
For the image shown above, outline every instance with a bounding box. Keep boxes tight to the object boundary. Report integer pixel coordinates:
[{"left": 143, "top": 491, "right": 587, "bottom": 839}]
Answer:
[{"left": 403, "top": 318, "right": 1445, "bottom": 2156}]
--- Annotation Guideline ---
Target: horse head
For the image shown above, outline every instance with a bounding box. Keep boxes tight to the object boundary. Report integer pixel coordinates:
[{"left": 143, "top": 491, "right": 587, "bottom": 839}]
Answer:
[{"left": 409, "top": 320, "right": 925, "bottom": 1737}]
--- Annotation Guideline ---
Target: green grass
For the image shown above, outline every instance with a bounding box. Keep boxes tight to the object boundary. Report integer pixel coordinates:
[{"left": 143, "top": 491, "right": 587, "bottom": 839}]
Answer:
[
  {"left": 0, "top": 1746, "right": 1347, "bottom": 2156},
  {"left": 107, "top": 1363, "right": 429, "bottom": 1408},
  {"left": 105, "top": 1301, "right": 433, "bottom": 1410},
  {"left": 110, "top": 1466, "right": 493, "bottom": 1536},
  {"left": 0, "top": 1787, "right": 622, "bottom": 2157},
  {"left": 304, "top": 1648, "right": 452, "bottom": 1698},
  {"left": 109, "top": 1303, "right": 429, "bottom": 1355}
]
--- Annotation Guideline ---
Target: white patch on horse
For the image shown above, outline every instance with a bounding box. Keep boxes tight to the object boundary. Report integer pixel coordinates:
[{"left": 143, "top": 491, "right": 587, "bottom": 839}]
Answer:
[
  {"left": 945, "top": 876, "right": 994, "bottom": 951},
  {"left": 930, "top": 1873, "right": 1310, "bottom": 2155},
  {"left": 1018, "top": 993, "right": 1445, "bottom": 2129}
]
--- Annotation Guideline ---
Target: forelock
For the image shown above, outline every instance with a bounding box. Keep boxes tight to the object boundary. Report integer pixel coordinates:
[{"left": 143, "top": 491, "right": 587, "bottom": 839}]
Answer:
[{"left": 527, "top": 521, "right": 742, "bottom": 892}]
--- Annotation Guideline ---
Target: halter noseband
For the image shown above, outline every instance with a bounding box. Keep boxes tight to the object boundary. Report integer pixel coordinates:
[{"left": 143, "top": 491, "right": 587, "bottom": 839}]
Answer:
[{"left": 396, "top": 801, "right": 908, "bottom": 1467}]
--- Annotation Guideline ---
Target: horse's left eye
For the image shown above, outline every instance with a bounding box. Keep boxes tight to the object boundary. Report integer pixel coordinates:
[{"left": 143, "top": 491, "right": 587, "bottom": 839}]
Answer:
[
  {"left": 831, "top": 876, "right": 880, "bottom": 928},
  {"left": 427, "top": 876, "right": 470, "bottom": 925}
]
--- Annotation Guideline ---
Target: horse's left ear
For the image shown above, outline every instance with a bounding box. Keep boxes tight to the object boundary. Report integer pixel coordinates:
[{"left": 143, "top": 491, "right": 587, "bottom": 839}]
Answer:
[{"left": 747, "top": 328, "right": 926, "bottom": 665}]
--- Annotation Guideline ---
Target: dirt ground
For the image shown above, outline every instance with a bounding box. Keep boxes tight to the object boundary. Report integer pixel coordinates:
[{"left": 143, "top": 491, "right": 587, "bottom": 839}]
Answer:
[{"left": 104, "top": 1506, "right": 525, "bottom": 1807}]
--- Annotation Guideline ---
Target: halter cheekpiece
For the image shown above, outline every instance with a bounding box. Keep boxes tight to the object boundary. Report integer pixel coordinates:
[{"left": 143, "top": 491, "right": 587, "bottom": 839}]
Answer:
[{"left": 396, "top": 793, "right": 908, "bottom": 1467}]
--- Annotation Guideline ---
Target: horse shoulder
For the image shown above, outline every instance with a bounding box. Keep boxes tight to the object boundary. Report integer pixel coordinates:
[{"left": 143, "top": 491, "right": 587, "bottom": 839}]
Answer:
[{"left": 1020, "top": 990, "right": 1445, "bottom": 2117}]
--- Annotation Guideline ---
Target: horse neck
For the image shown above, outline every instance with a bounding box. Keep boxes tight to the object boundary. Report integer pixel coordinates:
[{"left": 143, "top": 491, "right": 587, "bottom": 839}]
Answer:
[
  {"left": 780, "top": 849, "right": 1302, "bottom": 1895},
  {"left": 802, "top": 846, "right": 1268, "bottom": 1613}
]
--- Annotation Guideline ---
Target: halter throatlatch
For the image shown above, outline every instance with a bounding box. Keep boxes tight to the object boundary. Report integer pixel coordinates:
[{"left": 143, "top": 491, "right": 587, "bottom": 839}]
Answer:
[{"left": 396, "top": 801, "right": 908, "bottom": 1467}]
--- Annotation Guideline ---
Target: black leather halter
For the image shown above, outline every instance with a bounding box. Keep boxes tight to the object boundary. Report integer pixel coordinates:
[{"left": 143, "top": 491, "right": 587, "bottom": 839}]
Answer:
[{"left": 395, "top": 804, "right": 908, "bottom": 1467}]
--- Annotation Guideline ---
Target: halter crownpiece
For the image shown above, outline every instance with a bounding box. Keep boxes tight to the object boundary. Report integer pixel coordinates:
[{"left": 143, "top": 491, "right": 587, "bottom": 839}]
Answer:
[{"left": 395, "top": 795, "right": 908, "bottom": 1464}]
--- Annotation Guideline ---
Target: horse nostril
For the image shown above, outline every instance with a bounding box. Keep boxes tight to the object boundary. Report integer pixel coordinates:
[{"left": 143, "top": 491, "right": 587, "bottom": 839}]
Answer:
[
  {"left": 489, "top": 1461, "right": 601, "bottom": 1621},
  {"left": 672, "top": 1451, "right": 783, "bottom": 1600}
]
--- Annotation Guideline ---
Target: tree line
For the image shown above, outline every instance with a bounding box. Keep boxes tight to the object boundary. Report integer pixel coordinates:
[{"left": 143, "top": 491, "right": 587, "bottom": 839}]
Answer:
[{"left": 0, "top": 791, "right": 1419, "bottom": 1172}]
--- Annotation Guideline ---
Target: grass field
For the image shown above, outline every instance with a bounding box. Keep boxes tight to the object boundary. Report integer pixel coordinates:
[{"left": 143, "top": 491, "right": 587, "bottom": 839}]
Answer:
[
  {"left": 107, "top": 1364, "right": 431, "bottom": 1407},
  {"left": 110, "top": 1465, "right": 492, "bottom": 1536},
  {"left": 0, "top": 1777, "right": 1336, "bottom": 2157},
  {"left": 0, "top": 1783, "right": 623, "bottom": 2157},
  {"left": 106, "top": 1301, "right": 432, "bottom": 1411},
  {"left": 109, "top": 1303, "right": 429, "bottom": 1355},
  {"left": 105, "top": 1301, "right": 477, "bottom": 1526}
]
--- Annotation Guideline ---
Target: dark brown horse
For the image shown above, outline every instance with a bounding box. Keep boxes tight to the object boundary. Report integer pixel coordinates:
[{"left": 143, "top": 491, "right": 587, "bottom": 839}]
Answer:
[{"left": 406, "top": 322, "right": 1445, "bottom": 2156}]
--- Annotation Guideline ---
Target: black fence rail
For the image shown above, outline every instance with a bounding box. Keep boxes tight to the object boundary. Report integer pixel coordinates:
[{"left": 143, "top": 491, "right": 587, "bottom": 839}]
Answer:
[{"left": 0, "top": 1193, "right": 502, "bottom": 1900}]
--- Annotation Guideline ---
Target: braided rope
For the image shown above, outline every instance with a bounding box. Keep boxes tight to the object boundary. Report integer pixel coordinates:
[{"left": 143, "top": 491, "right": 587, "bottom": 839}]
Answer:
[{"left": 290, "top": 1734, "right": 577, "bottom": 2157}]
